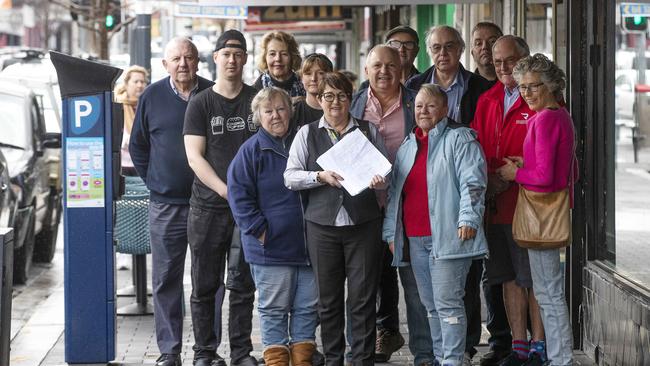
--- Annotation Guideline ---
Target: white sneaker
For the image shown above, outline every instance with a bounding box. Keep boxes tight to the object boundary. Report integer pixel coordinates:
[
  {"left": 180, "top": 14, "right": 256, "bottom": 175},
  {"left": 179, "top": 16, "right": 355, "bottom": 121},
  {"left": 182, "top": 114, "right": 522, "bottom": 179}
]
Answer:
[{"left": 116, "top": 253, "right": 131, "bottom": 270}]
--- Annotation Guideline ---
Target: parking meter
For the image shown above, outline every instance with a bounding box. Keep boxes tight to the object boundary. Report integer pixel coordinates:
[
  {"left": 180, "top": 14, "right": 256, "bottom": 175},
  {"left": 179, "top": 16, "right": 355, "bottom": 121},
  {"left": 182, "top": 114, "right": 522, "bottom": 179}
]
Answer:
[{"left": 50, "top": 51, "right": 123, "bottom": 363}]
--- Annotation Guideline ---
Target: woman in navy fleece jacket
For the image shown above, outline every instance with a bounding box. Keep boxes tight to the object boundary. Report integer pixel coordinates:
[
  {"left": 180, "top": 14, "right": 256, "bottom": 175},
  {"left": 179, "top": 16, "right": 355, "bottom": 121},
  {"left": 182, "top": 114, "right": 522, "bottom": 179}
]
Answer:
[{"left": 227, "top": 87, "right": 317, "bottom": 366}]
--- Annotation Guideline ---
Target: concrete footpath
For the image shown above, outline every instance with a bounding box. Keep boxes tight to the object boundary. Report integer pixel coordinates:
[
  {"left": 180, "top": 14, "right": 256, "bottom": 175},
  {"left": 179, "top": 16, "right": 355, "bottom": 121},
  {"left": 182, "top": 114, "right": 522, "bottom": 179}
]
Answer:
[{"left": 9, "top": 228, "right": 596, "bottom": 366}]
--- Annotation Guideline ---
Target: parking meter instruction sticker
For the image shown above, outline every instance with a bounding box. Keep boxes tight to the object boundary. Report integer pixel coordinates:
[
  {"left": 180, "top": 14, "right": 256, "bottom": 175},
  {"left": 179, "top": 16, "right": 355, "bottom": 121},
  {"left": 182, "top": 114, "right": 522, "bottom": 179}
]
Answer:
[
  {"left": 68, "top": 95, "right": 101, "bottom": 135},
  {"left": 66, "top": 137, "right": 105, "bottom": 208}
]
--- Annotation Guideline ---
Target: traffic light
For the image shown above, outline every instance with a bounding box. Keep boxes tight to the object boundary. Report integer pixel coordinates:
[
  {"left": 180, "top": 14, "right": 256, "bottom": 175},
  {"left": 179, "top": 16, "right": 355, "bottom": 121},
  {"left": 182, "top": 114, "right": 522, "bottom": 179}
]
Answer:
[
  {"left": 105, "top": 0, "right": 121, "bottom": 31},
  {"left": 623, "top": 15, "right": 648, "bottom": 32}
]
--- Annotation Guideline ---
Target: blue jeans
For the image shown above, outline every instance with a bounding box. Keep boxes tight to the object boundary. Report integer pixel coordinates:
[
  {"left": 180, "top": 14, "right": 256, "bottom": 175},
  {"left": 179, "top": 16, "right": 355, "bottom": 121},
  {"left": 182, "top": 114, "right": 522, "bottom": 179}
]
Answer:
[
  {"left": 527, "top": 248, "right": 573, "bottom": 366},
  {"left": 409, "top": 236, "right": 472, "bottom": 366},
  {"left": 250, "top": 264, "right": 319, "bottom": 348},
  {"left": 399, "top": 265, "right": 435, "bottom": 365}
]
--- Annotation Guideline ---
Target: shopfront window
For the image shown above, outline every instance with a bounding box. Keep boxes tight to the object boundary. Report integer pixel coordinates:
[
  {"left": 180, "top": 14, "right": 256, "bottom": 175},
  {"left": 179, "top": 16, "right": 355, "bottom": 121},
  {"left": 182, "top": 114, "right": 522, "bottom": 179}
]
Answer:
[{"left": 607, "top": 2, "right": 650, "bottom": 289}]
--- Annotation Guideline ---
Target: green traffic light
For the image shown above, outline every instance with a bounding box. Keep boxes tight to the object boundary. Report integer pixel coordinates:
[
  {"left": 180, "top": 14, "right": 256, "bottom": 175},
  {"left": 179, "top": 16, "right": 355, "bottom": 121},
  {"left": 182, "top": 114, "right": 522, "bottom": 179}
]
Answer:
[
  {"left": 106, "top": 14, "right": 115, "bottom": 28},
  {"left": 634, "top": 15, "right": 643, "bottom": 25}
]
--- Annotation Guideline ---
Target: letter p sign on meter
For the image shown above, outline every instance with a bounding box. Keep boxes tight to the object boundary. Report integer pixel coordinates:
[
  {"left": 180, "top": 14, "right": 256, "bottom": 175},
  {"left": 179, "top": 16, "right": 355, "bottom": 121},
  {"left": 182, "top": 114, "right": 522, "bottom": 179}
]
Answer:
[{"left": 70, "top": 95, "right": 101, "bottom": 135}]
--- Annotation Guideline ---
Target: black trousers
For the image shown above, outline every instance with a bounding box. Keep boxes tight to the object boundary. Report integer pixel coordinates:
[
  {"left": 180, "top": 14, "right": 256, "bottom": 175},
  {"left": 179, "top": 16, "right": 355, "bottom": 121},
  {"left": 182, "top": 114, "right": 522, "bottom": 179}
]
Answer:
[
  {"left": 464, "top": 260, "right": 512, "bottom": 357},
  {"left": 188, "top": 207, "right": 254, "bottom": 362},
  {"left": 376, "top": 246, "right": 400, "bottom": 331},
  {"left": 306, "top": 219, "right": 383, "bottom": 366}
]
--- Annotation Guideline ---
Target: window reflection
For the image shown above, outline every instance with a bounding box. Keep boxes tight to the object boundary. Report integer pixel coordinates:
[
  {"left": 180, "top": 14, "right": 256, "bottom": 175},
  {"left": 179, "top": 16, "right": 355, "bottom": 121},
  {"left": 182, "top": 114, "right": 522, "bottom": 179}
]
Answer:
[{"left": 611, "top": 1, "right": 650, "bottom": 289}]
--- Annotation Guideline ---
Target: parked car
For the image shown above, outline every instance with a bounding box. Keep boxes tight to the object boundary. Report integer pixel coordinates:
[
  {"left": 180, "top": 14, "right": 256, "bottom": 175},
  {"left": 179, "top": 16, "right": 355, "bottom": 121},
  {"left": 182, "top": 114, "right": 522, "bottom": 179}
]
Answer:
[
  {"left": 0, "top": 80, "right": 62, "bottom": 284},
  {"left": 0, "top": 54, "right": 63, "bottom": 265},
  {"left": 0, "top": 150, "right": 18, "bottom": 231}
]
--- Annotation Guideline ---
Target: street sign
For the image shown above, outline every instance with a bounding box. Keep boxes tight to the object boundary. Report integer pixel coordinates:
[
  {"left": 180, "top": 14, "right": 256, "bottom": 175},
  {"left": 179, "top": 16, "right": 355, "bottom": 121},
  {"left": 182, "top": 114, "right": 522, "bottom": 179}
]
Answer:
[
  {"left": 621, "top": 3, "right": 650, "bottom": 17},
  {"left": 175, "top": 3, "right": 247, "bottom": 19}
]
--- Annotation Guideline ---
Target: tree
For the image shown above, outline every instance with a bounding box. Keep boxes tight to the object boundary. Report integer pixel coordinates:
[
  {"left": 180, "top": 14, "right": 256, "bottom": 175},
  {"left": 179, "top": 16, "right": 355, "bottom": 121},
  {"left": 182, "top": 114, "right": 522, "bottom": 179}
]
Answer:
[{"left": 51, "top": 0, "right": 136, "bottom": 59}]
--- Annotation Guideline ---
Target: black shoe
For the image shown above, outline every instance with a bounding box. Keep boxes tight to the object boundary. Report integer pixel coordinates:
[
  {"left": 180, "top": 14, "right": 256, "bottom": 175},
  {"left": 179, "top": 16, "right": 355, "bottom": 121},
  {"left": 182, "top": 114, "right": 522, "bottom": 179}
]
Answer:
[
  {"left": 231, "top": 356, "right": 258, "bottom": 366},
  {"left": 193, "top": 358, "right": 212, "bottom": 366},
  {"left": 312, "top": 349, "right": 325, "bottom": 366},
  {"left": 521, "top": 353, "right": 546, "bottom": 366},
  {"left": 374, "top": 328, "right": 405, "bottom": 362},
  {"left": 212, "top": 354, "right": 228, "bottom": 366},
  {"left": 497, "top": 353, "right": 527, "bottom": 366},
  {"left": 157, "top": 354, "right": 182, "bottom": 366},
  {"left": 480, "top": 348, "right": 512, "bottom": 366}
]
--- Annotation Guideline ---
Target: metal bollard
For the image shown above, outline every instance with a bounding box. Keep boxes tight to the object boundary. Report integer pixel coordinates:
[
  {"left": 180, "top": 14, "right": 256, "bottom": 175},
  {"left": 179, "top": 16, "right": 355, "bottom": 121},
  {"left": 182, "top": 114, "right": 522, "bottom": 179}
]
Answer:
[{"left": 0, "top": 228, "right": 15, "bottom": 366}]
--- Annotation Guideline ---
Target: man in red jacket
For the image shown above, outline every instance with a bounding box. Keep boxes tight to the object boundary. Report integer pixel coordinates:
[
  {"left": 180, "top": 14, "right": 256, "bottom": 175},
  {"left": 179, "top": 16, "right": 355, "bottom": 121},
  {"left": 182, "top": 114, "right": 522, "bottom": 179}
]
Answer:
[{"left": 471, "top": 35, "right": 546, "bottom": 366}]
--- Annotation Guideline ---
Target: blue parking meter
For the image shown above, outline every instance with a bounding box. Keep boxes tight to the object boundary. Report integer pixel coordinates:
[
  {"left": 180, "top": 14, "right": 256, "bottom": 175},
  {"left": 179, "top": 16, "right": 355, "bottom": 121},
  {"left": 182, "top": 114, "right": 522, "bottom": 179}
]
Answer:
[{"left": 50, "top": 51, "right": 123, "bottom": 363}]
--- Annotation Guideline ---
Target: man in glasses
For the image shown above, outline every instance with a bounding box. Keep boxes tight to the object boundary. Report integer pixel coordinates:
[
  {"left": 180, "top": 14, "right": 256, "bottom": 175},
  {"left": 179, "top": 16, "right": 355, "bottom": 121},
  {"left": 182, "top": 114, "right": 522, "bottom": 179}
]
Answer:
[
  {"left": 406, "top": 25, "right": 491, "bottom": 125},
  {"left": 470, "top": 36, "right": 546, "bottom": 366},
  {"left": 349, "top": 44, "right": 434, "bottom": 366},
  {"left": 470, "top": 22, "right": 503, "bottom": 82},
  {"left": 406, "top": 25, "right": 492, "bottom": 366},
  {"left": 468, "top": 21, "right": 514, "bottom": 366},
  {"left": 385, "top": 25, "right": 421, "bottom": 84}
]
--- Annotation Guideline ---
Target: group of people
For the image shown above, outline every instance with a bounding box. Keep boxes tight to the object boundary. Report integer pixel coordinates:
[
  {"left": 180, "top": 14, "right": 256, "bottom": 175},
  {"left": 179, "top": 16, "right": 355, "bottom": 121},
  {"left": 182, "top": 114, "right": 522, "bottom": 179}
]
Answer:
[{"left": 124, "top": 21, "right": 576, "bottom": 366}]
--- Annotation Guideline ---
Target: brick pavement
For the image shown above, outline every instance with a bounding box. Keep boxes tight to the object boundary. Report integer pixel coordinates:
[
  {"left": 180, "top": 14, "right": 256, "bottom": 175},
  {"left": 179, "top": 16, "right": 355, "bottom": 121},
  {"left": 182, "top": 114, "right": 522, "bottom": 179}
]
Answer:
[{"left": 10, "top": 242, "right": 595, "bottom": 366}]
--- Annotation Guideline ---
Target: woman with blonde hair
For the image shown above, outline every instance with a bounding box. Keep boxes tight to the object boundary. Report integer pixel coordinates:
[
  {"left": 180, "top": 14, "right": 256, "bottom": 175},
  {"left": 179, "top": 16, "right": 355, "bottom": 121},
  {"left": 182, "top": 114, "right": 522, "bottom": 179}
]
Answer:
[
  {"left": 253, "top": 31, "right": 305, "bottom": 97},
  {"left": 115, "top": 65, "right": 148, "bottom": 176}
]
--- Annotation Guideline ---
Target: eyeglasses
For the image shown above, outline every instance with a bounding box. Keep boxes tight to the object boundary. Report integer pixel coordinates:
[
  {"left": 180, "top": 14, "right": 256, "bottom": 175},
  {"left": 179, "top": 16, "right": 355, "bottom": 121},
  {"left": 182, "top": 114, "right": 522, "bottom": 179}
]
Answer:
[
  {"left": 321, "top": 92, "right": 350, "bottom": 102},
  {"left": 387, "top": 40, "right": 418, "bottom": 50},
  {"left": 518, "top": 82, "right": 545, "bottom": 94},
  {"left": 429, "top": 42, "right": 459, "bottom": 54}
]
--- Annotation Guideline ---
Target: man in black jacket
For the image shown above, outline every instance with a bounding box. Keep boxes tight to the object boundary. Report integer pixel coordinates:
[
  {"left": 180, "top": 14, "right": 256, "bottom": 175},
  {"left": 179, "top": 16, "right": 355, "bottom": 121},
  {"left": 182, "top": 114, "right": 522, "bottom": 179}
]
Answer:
[
  {"left": 405, "top": 25, "right": 491, "bottom": 125},
  {"left": 405, "top": 25, "right": 491, "bottom": 366}
]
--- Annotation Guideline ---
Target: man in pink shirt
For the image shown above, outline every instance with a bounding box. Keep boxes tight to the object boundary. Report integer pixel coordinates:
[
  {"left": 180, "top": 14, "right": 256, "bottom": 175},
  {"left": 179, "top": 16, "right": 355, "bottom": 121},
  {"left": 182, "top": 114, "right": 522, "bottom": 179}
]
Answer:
[{"left": 350, "top": 45, "right": 433, "bottom": 366}]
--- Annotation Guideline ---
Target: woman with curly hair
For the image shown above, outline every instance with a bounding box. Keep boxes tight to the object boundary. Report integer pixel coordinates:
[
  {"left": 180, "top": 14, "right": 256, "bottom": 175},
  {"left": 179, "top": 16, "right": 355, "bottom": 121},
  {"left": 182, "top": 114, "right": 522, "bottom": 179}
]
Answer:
[{"left": 254, "top": 31, "right": 305, "bottom": 97}]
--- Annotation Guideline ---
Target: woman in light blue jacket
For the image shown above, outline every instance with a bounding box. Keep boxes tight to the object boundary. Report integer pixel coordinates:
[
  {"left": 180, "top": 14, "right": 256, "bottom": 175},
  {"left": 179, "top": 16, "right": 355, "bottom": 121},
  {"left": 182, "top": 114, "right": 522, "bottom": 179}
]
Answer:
[{"left": 383, "top": 84, "right": 488, "bottom": 366}]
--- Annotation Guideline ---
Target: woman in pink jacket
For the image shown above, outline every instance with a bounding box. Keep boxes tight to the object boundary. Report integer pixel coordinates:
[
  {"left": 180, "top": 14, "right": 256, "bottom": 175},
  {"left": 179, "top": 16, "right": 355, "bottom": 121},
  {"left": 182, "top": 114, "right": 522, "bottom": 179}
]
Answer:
[{"left": 497, "top": 53, "right": 574, "bottom": 366}]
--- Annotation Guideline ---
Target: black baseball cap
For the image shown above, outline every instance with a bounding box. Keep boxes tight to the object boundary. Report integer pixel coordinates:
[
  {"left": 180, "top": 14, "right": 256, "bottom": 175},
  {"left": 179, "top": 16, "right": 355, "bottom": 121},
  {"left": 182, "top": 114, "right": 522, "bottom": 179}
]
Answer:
[
  {"left": 384, "top": 25, "right": 419, "bottom": 44},
  {"left": 214, "top": 29, "right": 247, "bottom": 52}
]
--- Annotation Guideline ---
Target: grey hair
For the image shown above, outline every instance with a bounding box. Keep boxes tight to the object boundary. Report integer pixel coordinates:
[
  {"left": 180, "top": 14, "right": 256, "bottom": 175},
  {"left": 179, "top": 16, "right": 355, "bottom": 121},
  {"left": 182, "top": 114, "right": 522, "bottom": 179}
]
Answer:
[
  {"left": 164, "top": 37, "right": 198, "bottom": 60},
  {"left": 425, "top": 25, "right": 465, "bottom": 55},
  {"left": 513, "top": 53, "right": 566, "bottom": 97},
  {"left": 493, "top": 35, "right": 530, "bottom": 58},
  {"left": 250, "top": 86, "right": 292, "bottom": 126},
  {"left": 366, "top": 44, "right": 400, "bottom": 65},
  {"left": 418, "top": 83, "right": 449, "bottom": 106}
]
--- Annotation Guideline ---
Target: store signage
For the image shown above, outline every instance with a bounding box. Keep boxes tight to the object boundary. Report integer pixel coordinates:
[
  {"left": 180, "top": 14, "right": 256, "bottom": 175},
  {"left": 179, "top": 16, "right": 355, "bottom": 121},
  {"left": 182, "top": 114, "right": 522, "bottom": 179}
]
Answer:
[{"left": 251, "top": 6, "right": 350, "bottom": 22}]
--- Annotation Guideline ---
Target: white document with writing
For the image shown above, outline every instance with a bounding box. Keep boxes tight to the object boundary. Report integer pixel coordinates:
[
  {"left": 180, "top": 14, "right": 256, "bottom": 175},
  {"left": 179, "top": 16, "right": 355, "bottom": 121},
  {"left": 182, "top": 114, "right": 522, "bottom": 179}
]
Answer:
[{"left": 316, "top": 128, "right": 392, "bottom": 196}]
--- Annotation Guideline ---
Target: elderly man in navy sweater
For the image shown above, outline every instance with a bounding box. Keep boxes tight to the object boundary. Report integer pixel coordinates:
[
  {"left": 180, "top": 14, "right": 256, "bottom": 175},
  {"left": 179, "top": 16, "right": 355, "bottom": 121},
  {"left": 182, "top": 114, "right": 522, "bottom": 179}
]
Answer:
[{"left": 130, "top": 37, "right": 214, "bottom": 366}]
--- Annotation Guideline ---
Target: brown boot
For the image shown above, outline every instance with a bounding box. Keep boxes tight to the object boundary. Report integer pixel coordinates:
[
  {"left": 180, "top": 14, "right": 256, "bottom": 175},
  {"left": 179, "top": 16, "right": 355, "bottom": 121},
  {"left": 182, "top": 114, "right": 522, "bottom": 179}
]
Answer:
[
  {"left": 290, "top": 341, "right": 316, "bottom": 366},
  {"left": 264, "top": 345, "right": 290, "bottom": 366}
]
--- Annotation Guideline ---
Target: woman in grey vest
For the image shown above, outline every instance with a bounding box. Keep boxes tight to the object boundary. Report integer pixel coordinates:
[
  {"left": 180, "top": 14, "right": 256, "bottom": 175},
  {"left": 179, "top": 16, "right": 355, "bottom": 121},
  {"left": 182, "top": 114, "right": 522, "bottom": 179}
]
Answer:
[{"left": 284, "top": 72, "right": 387, "bottom": 366}]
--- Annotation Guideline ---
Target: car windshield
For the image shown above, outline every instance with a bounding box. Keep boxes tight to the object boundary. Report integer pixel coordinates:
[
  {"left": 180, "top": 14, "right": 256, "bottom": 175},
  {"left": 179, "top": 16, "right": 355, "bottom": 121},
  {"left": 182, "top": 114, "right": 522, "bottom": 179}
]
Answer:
[{"left": 0, "top": 93, "right": 28, "bottom": 148}]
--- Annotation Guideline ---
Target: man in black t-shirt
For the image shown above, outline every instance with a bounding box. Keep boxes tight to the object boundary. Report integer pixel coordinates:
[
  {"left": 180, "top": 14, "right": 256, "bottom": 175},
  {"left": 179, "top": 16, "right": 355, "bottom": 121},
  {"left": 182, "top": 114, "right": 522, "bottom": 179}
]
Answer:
[{"left": 183, "top": 30, "right": 258, "bottom": 366}]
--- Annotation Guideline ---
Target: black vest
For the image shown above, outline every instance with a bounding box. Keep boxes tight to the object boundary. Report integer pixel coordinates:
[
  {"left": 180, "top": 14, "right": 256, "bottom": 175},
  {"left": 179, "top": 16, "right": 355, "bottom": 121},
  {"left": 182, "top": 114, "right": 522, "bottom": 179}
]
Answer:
[{"left": 303, "top": 120, "right": 382, "bottom": 226}]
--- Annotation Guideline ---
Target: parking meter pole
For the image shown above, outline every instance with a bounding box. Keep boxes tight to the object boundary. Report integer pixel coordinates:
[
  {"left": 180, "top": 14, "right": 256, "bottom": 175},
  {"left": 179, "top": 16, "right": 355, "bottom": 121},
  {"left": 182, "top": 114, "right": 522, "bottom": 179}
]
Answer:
[
  {"left": 637, "top": 33, "right": 646, "bottom": 85},
  {"left": 0, "top": 228, "right": 14, "bottom": 366},
  {"left": 50, "top": 51, "right": 123, "bottom": 363}
]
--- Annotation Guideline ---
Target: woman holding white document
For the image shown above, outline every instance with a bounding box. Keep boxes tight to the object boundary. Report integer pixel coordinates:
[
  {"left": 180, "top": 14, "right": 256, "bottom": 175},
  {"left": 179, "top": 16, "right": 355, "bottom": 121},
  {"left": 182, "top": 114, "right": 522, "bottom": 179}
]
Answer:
[
  {"left": 284, "top": 71, "right": 388, "bottom": 366},
  {"left": 383, "top": 84, "right": 488, "bottom": 366}
]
